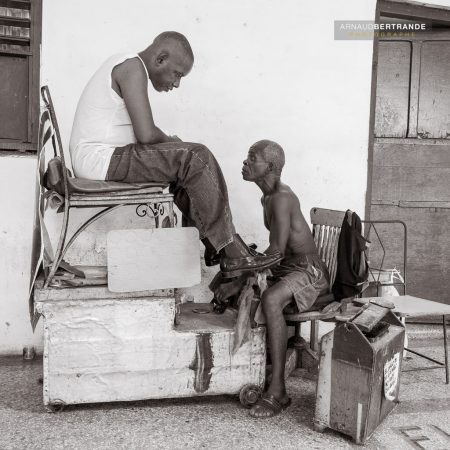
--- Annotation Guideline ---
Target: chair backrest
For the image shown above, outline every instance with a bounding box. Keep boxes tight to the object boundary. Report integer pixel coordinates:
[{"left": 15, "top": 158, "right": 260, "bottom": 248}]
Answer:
[
  {"left": 310, "top": 207, "right": 345, "bottom": 287},
  {"left": 39, "top": 86, "right": 70, "bottom": 199}
]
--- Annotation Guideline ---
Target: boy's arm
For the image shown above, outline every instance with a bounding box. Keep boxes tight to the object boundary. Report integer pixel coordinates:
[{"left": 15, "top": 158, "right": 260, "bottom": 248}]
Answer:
[
  {"left": 264, "top": 194, "right": 291, "bottom": 256},
  {"left": 214, "top": 274, "right": 249, "bottom": 304}
]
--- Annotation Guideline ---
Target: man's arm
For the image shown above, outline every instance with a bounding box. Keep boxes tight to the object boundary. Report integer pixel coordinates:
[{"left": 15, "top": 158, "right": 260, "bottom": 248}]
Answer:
[
  {"left": 265, "top": 193, "right": 291, "bottom": 256},
  {"left": 113, "top": 59, "right": 175, "bottom": 144}
]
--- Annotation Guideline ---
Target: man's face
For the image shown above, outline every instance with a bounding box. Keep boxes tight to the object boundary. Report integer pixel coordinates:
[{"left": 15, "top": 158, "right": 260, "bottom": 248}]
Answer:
[
  {"left": 151, "top": 47, "right": 193, "bottom": 92},
  {"left": 242, "top": 147, "right": 270, "bottom": 182}
]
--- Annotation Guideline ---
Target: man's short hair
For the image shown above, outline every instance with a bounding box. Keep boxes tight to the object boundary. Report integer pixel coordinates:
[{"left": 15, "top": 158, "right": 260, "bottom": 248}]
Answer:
[
  {"left": 154, "top": 31, "right": 194, "bottom": 61},
  {"left": 252, "top": 139, "right": 285, "bottom": 176}
]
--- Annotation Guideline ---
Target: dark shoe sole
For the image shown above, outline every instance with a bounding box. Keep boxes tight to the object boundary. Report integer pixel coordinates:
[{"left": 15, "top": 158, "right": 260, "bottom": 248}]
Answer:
[{"left": 205, "top": 257, "right": 220, "bottom": 267}]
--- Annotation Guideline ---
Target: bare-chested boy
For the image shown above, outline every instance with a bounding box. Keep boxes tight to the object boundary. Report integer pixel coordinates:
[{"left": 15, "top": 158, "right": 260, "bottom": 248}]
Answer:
[{"left": 214, "top": 140, "right": 330, "bottom": 418}]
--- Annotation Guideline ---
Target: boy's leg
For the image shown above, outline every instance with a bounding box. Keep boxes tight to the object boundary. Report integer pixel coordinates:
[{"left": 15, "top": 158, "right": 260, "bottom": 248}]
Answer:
[{"left": 250, "top": 281, "right": 293, "bottom": 418}]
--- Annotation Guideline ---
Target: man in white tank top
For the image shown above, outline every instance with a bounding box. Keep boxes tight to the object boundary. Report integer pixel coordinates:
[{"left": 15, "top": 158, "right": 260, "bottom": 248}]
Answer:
[{"left": 69, "top": 31, "right": 282, "bottom": 277}]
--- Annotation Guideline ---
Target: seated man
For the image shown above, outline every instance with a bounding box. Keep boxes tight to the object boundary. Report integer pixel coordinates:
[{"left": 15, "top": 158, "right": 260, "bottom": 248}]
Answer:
[
  {"left": 214, "top": 140, "right": 330, "bottom": 417},
  {"left": 69, "top": 31, "right": 281, "bottom": 277}
]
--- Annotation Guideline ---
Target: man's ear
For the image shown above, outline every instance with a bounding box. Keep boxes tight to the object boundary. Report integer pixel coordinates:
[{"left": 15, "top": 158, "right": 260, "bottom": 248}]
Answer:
[
  {"left": 156, "top": 51, "right": 169, "bottom": 66},
  {"left": 267, "top": 161, "right": 274, "bottom": 173}
]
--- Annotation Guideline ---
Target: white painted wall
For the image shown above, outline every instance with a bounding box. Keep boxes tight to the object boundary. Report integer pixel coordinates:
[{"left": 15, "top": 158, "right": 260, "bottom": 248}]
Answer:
[{"left": 1, "top": 0, "right": 380, "bottom": 354}]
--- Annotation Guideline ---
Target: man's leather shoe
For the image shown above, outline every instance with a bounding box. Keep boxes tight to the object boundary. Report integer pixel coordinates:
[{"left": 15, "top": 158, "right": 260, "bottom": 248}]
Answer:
[
  {"left": 204, "top": 243, "right": 258, "bottom": 267},
  {"left": 220, "top": 251, "right": 282, "bottom": 278}
]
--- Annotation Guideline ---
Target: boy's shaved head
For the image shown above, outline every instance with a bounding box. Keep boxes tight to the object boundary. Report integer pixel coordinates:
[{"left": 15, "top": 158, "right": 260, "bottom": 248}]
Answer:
[{"left": 250, "top": 140, "right": 285, "bottom": 176}]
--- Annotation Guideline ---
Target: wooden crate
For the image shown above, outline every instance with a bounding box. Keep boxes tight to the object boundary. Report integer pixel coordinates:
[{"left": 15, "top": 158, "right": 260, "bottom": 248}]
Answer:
[
  {"left": 314, "top": 310, "right": 405, "bottom": 444},
  {"left": 34, "top": 279, "right": 265, "bottom": 409}
]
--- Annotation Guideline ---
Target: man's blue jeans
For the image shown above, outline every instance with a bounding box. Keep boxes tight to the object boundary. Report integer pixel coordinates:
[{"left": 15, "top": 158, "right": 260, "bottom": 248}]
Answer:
[{"left": 106, "top": 142, "right": 236, "bottom": 252}]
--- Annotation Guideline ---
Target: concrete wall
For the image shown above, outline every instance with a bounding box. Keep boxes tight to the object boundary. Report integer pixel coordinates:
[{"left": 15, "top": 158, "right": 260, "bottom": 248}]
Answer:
[{"left": 1, "top": 0, "right": 378, "bottom": 354}]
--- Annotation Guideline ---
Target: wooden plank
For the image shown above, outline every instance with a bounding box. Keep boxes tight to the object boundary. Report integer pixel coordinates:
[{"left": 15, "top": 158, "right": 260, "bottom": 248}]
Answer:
[
  {"left": 399, "top": 201, "right": 450, "bottom": 209},
  {"left": 34, "top": 277, "right": 173, "bottom": 302},
  {"left": 374, "top": 41, "right": 411, "bottom": 138},
  {"left": 0, "top": 54, "right": 28, "bottom": 141},
  {"left": 372, "top": 166, "right": 450, "bottom": 202},
  {"left": 365, "top": 1, "right": 381, "bottom": 223},
  {"left": 329, "top": 228, "right": 340, "bottom": 285},
  {"left": 0, "top": 15, "right": 30, "bottom": 27},
  {"left": 418, "top": 41, "right": 450, "bottom": 138},
  {"left": 310, "top": 207, "right": 345, "bottom": 227},
  {"left": 314, "top": 330, "right": 334, "bottom": 431},
  {"left": 356, "top": 296, "right": 450, "bottom": 317},
  {"left": 0, "top": 47, "right": 31, "bottom": 56},
  {"left": 379, "top": 0, "right": 450, "bottom": 24},
  {"left": 372, "top": 200, "right": 450, "bottom": 209},
  {"left": 373, "top": 142, "right": 450, "bottom": 168},
  {"left": 330, "top": 360, "right": 372, "bottom": 442},
  {"left": 28, "top": 0, "right": 41, "bottom": 146},
  {"left": 107, "top": 227, "right": 201, "bottom": 292},
  {"left": 376, "top": 137, "right": 450, "bottom": 145},
  {"left": 407, "top": 42, "right": 421, "bottom": 137},
  {"left": 0, "top": 35, "right": 29, "bottom": 45},
  {"left": 370, "top": 205, "right": 450, "bottom": 304},
  {"left": 0, "top": 0, "right": 31, "bottom": 10}
]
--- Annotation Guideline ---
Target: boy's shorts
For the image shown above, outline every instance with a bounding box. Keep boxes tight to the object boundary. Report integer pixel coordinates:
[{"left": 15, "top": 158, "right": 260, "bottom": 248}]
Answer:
[{"left": 270, "top": 253, "right": 330, "bottom": 313}]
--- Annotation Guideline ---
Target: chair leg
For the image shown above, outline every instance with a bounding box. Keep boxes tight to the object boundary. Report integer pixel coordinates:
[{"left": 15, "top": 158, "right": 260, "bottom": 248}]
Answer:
[
  {"left": 294, "top": 323, "right": 302, "bottom": 343},
  {"left": 310, "top": 320, "right": 319, "bottom": 352},
  {"left": 44, "top": 204, "right": 70, "bottom": 288},
  {"left": 58, "top": 206, "right": 122, "bottom": 264},
  {"left": 290, "top": 322, "right": 305, "bottom": 368},
  {"left": 444, "top": 315, "right": 449, "bottom": 385}
]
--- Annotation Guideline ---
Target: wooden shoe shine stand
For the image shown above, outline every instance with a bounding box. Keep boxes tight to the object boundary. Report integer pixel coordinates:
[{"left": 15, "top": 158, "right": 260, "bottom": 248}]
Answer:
[
  {"left": 34, "top": 281, "right": 265, "bottom": 411},
  {"left": 33, "top": 86, "right": 266, "bottom": 411}
]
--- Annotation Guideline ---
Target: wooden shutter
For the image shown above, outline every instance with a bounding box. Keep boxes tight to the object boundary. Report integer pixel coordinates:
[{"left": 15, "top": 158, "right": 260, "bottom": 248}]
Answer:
[{"left": 0, "top": 0, "right": 42, "bottom": 151}]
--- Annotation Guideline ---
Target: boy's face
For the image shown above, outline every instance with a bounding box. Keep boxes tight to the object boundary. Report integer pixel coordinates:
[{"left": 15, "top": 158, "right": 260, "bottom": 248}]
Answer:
[{"left": 242, "top": 147, "right": 270, "bottom": 182}]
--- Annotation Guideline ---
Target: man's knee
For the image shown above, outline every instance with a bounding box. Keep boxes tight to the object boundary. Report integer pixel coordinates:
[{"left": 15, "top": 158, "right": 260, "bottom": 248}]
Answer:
[
  {"left": 189, "top": 143, "right": 215, "bottom": 164},
  {"left": 261, "top": 291, "right": 283, "bottom": 315}
]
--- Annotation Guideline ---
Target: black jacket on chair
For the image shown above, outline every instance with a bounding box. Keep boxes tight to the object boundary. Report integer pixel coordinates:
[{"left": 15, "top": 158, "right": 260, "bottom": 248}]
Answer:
[{"left": 332, "top": 210, "right": 370, "bottom": 300}]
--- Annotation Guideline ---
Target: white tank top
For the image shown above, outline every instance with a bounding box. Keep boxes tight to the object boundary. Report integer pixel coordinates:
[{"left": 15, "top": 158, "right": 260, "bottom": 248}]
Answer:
[{"left": 69, "top": 53, "right": 149, "bottom": 180}]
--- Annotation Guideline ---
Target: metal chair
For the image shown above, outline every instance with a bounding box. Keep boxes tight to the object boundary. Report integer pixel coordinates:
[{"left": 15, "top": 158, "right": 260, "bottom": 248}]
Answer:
[{"left": 36, "top": 86, "right": 175, "bottom": 288}]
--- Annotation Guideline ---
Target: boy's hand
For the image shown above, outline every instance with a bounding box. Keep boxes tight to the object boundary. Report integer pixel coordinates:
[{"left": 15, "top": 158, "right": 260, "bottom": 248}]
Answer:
[{"left": 214, "top": 277, "right": 244, "bottom": 304}]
